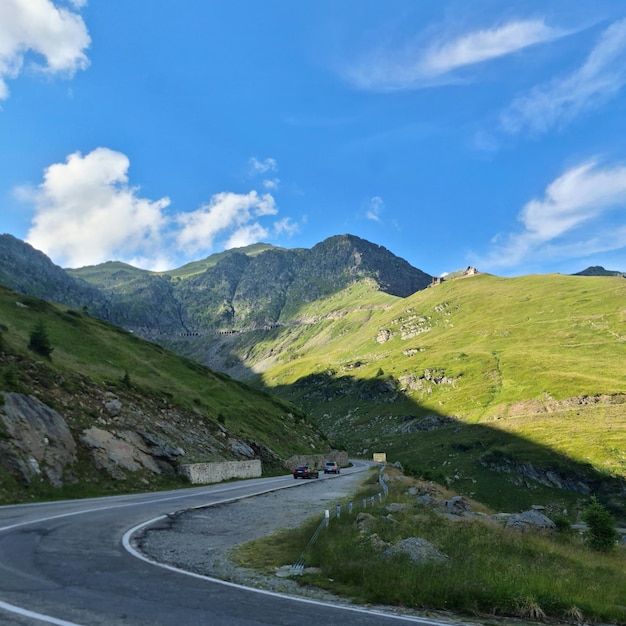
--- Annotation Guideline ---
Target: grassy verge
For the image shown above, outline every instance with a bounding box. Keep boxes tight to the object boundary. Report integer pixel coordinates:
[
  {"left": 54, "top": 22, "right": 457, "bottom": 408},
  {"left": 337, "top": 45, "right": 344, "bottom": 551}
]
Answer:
[{"left": 233, "top": 467, "right": 626, "bottom": 624}]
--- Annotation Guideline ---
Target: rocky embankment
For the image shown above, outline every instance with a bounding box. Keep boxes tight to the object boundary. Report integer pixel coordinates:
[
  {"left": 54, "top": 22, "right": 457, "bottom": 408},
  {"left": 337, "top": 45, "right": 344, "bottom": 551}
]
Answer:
[{"left": 0, "top": 353, "right": 278, "bottom": 499}]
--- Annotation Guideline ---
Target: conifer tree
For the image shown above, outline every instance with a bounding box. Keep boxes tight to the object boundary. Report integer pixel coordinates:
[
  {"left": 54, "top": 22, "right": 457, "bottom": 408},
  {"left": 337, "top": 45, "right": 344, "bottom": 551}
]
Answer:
[
  {"left": 583, "top": 496, "right": 618, "bottom": 551},
  {"left": 28, "top": 320, "right": 54, "bottom": 359}
]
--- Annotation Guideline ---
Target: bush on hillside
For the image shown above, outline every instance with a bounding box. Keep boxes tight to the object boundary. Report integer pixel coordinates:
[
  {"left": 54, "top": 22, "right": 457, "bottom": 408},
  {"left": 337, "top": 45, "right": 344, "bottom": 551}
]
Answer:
[
  {"left": 583, "top": 496, "right": 619, "bottom": 551},
  {"left": 28, "top": 320, "right": 53, "bottom": 359}
]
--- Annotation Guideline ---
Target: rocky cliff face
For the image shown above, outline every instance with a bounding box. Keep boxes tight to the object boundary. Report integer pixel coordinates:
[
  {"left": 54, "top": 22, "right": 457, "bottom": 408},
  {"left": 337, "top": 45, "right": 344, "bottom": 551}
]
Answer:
[{"left": 0, "top": 392, "right": 76, "bottom": 487}]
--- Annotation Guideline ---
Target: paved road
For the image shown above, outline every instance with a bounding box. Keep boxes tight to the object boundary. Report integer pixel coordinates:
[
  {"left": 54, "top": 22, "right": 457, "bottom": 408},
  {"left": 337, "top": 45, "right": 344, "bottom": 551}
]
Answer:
[{"left": 0, "top": 462, "right": 461, "bottom": 626}]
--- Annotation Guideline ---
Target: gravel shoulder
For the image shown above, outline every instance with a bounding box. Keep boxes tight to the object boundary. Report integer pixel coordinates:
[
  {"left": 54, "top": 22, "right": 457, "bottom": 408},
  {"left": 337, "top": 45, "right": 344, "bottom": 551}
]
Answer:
[
  {"left": 134, "top": 470, "right": 516, "bottom": 626},
  {"left": 135, "top": 471, "right": 371, "bottom": 600}
]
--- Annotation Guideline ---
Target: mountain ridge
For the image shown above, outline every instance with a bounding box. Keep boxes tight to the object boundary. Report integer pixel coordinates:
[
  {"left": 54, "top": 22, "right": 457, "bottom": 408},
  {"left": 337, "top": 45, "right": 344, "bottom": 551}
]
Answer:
[{"left": 4, "top": 232, "right": 434, "bottom": 342}]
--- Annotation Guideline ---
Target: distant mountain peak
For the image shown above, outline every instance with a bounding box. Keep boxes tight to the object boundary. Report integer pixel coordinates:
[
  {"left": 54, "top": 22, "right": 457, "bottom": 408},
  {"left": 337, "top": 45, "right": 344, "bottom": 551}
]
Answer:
[{"left": 574, "top": 266, "right": 625, "bottom": 277}]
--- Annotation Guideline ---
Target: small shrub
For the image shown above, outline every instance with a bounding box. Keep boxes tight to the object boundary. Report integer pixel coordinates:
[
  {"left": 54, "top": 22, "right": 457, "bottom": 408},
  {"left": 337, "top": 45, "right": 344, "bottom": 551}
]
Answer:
[
  {"left": 28, "top": 320, "right": 53, "bottom": 359},
  {"left": 2, "top": 363, "right": 20, "bottom": 390},
  {"left": 552, "top": 514, "right": 574, "bottom": 535},
  {"left": 583, "top": 496, "right": 618, "bottom": 551}
]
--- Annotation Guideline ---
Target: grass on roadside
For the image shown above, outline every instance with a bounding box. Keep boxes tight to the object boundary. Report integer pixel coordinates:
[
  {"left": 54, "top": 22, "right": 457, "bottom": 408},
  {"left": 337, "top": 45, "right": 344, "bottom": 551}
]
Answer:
[{"left": 233, "top": 468, "right": 626, "bottom": 624}]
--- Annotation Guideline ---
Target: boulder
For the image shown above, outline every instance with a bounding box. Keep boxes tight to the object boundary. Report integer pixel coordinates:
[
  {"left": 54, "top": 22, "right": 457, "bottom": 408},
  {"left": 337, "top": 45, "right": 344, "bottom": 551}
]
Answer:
[
  {"left": 0, "top": 392, "right": 76, "bottom": 486},
  {"left": 505, "top": 510, "right": 556, "bottom": 532},
  {"left": 385, "top": 502, "right": 410, "bottom": 513},
  {"left": 445, "top": 495, "right": 471, "bottom": 515},
  {"left": 355, "top": 512, "right": 377, "bottom": 533},
  {"left": 382, "top": 537, "right": 448, "bottom": 564},
  {"left": 80, "top": 427, "right": 163, "bottom": 478}
]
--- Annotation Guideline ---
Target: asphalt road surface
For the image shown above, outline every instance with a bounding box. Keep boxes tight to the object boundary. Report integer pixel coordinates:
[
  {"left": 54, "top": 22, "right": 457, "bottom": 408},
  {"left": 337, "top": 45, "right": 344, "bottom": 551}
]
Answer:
[{"left": 0, "top": 461, "right": 466, "bottom": 626}]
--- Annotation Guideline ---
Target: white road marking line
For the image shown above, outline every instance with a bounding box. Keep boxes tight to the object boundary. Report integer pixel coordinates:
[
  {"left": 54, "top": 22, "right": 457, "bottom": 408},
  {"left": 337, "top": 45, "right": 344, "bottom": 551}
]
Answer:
[{"left": 0, "top": 600, "right": 83, "bottom": 626}]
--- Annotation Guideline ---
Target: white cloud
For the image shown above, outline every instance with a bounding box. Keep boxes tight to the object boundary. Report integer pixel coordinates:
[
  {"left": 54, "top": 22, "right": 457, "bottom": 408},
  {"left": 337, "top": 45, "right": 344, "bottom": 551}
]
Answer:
[
  {"left": 0, "top": 0, "right": 90, "bottom": 100},
  {"left": 225, "top": 223, "right": 269, "bottom": 249},
  {"left": 366, "top": 196, "right": 385, "bottom": 221},
  {"left": 345, "top": 19, "right": 566, "bottom": 91},
  {"left": 24, "top": 148, "right": 171, "bottom": 269},
  {"left": 273, "top": 217, "right": 299, "bottom": 237},
  {"left": 501, "top": 19, "right": 626, "bottom": 134},
  {"left": 19, "top": 149, "right": 297, "bottom": 269},
  {"left": 263, "top": 178, "right": 280, "bottom": 190},
  {"left": 249, "top": 157, "right": 277, "bottom": 174},
  {"left": 477, "top": 159, "right": 626, "bottom": 269},
  {"left": 423, "top": 20, "right": 563, "bottom": 76},
  {"left": 176, "top": 191, "right": 277, "bottom": 254}
]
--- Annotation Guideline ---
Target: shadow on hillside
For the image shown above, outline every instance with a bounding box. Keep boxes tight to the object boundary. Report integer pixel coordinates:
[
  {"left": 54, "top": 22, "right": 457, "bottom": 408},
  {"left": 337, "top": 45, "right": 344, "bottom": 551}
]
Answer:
[
  {"left": 162, "top": 332, "right": 261, "bottom": 381},
  {"left": 265, "top": 371, "right": 626, "bottom": 518},
  {"left": 157, "top": 325, "right": 626, "bottom": 519}
]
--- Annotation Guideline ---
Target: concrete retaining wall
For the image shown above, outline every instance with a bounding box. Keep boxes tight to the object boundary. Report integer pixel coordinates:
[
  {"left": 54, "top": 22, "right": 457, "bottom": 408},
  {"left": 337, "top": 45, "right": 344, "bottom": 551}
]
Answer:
[{"left": 180, "top": 460, "right": 262, "bottom": 484}]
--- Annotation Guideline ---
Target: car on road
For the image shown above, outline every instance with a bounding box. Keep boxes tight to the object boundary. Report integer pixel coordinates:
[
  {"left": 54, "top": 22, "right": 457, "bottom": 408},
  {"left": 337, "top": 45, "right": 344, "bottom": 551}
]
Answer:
[
  {"left": 323, "top": 461, "right": 340, "bottom": 474},
  {"left": 292, "top": 465, "right": 320, "bottom": 479}
]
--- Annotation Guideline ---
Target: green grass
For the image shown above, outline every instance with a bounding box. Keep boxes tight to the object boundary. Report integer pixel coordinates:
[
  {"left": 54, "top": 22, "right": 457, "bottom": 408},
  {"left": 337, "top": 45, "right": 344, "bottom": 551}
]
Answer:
[
  {"left": 0, "top": 284, "right": 329, "bottom": 501},
  {"left": 235, "top": 468, "right": 626, "bottom": 624},
  {"left": 237, "top": 273, "right": 626, "bottom": 514},
  {"left": 263, "top": 274, "right": 626, "bottom": 409}
]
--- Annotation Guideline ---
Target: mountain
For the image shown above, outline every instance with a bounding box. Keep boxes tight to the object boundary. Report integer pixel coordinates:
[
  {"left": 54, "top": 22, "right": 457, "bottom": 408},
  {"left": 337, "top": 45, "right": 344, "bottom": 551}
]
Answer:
[
  {"left": 0, "top": 234, "right": 108, "bottom": 315},
  {"left": 574, "top": 265, "right": 626, "bottom": 278},
  {"left": 249, "top": 271, "right": 626, "bottom": 513},
  {"left": 64, "top": 234, "right": 432, "bottom": 338},
  {"left": 0, "top": 282, "right": 329, "bottom": 503},
  {"left": 0, "top": 233, "right": 432, "bottom": 349},
  {"left": 2, "top": 233, "right": 625, "bottom": 515}
]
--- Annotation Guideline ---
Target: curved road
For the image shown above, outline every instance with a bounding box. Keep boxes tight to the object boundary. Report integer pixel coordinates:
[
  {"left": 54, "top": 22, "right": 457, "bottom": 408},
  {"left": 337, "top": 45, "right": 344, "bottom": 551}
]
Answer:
[{"left": 0, "top": 462, "right": 456, "bottom": 626}]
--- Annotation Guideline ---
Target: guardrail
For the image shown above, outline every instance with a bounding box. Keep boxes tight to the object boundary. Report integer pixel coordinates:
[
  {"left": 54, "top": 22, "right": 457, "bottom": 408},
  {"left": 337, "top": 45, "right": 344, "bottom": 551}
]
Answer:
[{"left": 290, "top": 464, "right": 388, "bottom": 574}]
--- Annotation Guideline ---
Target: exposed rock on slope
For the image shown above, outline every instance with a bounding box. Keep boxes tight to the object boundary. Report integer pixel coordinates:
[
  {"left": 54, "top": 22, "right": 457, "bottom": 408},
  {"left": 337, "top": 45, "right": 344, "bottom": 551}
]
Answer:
[
  {"left": 0, "top": 352, "right": 285, "bottom": 499},
  {"left": 0, "top": 392, "right": 76, "bottom": 487}
]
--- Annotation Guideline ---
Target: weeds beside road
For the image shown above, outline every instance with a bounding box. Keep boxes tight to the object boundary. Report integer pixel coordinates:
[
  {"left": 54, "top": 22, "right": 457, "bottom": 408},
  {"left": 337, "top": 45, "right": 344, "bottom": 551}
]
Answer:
[{"left": 236, "top": 467, "right": 626, "bottom": 625}]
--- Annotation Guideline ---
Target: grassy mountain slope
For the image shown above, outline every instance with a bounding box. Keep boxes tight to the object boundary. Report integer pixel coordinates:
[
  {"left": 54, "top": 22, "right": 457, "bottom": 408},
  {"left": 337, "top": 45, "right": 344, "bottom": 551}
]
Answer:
[
  {"left": 240, "top": 273, "right": 626, "bottom": 514},
  {"left": 0, "top": 284, "right": 328, "bottom": 501}
]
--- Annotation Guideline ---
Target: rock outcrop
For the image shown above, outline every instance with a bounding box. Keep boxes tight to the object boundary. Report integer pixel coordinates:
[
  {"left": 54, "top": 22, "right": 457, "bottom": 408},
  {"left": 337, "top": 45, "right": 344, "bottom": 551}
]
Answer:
[
  {"left": 0, "top": 380, "right": 278, "bottom": 494},
  {"left": 0, "top": 392, "right": 76, "bottom": 486},
  {"left": 504, "top": 510, "right": 557, "bottom": 532}
]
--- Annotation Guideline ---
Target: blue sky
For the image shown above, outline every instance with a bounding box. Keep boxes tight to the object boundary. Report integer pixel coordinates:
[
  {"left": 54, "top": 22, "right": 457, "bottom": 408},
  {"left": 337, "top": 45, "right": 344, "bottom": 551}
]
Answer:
[{"left": 2, "top": 0, "right": 626, "bottom": 277}]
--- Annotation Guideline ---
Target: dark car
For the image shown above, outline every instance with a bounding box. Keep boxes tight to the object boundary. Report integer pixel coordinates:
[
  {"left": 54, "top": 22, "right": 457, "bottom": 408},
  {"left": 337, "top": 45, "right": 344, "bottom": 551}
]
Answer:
[
  {"left": 323, "top": 461, "right": 340, "bottom": 474},
  {"left": 292, "top": 465, "right": 319, "bottom": 479}
]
